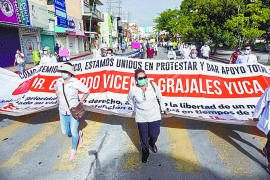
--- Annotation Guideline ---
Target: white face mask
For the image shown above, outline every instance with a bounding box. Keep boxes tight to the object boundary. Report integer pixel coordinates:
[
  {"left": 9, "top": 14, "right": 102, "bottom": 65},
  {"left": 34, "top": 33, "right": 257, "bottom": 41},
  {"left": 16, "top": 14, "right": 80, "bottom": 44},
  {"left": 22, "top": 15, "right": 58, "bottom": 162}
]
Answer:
[
  {"left": 61, "top": 72, "right": 70, "bottom": 79},
  {"left": 107, "top": 54, "right": 112, "bottom": 57},
  {"left": 191, "top": 54, "right": 197, "bottom": 58}
]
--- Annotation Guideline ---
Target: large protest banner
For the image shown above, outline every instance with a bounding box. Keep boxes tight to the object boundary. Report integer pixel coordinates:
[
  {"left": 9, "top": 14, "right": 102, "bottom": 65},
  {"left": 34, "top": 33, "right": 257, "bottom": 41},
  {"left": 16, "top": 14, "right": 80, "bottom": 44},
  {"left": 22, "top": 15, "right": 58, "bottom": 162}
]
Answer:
[{"left": 1, "top": 58, "right": 270, "bottom": 125}]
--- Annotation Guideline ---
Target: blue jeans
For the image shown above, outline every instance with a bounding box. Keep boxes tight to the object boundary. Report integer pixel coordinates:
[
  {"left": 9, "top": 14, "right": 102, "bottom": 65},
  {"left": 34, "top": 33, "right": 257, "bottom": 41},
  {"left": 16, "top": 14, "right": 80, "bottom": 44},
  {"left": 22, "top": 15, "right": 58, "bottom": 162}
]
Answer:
[
  {"left": 18, "top": 64, "right": 25, "bottom": 74},
  {"left": 59, "top": 113, "right": 80, "bottom": 150}
]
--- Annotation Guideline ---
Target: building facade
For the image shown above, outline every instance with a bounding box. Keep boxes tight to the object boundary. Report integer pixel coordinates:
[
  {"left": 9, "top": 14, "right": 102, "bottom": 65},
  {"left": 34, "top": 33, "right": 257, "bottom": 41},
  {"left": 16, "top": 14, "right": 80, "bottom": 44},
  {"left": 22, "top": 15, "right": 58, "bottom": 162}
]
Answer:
[{"left": 0, "top": 0, "right": 104, "bottom": 67}]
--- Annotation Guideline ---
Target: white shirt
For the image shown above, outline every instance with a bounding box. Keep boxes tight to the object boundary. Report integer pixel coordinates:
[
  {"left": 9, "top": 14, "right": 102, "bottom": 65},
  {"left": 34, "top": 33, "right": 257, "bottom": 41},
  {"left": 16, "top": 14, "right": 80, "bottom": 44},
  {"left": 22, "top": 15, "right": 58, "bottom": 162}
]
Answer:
[
  {"left": 101, "top": 43, "right": 108, "bottom": 49},
  {"left": 235, "top": 54, "right": 257, "bottom": 64},
  {"left": 190, "top": 45, "right": 196, "bottom": 51},
  {"left": 154, "top": 44, "right": 158, "bottom": 51},
  {"left": 15, "top": 53, "right": 25, "bottom": 63},
  {"left": 167, "top": 50, "right": 176, "bottom": 59},
  {"left": 253, "top": 87, "right": 270, "bottom": 135},
  {"left": 182, "top": 47, "right": 191, "bottom": 59},
  {"left": 201, "top": 45, "right": 210, "bottom": 57},
  {"left": 93, "top": 48, "right": 101, "bottom": 59},
  {"left": 55, "top": 77, "right": 89, "bottom": 115},
  {"left": 40, "top": 55, "right": 57, "bottom": 65},
  {"left": 127, "top": 81, "right": 165, "bottom": 123}
]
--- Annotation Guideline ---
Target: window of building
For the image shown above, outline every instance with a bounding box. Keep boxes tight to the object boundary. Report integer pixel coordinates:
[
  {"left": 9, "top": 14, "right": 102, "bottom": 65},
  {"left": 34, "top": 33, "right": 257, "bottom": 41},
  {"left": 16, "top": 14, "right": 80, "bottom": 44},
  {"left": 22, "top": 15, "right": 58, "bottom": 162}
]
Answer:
[{"left": 47, "top": 0, "right": 54, "bottom": 5}]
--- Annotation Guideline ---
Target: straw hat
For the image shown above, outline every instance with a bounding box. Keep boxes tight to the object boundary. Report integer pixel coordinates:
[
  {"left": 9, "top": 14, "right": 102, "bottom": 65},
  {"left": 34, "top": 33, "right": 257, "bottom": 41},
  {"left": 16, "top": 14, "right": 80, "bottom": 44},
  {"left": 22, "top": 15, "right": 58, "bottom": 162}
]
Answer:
[
  {"left": 57, "top": 63, "right": 75, "bottom": 75},
  {"left": 43, "top": 46, "right": 50, "bottom": 51}
]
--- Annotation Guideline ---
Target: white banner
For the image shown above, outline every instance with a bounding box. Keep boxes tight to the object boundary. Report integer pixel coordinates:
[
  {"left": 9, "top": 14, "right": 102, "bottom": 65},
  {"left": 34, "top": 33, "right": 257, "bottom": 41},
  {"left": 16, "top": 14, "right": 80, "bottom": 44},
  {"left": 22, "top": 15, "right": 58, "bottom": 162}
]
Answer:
[{"left": 1, "top": 58, "right": 270, "bottom": 125}]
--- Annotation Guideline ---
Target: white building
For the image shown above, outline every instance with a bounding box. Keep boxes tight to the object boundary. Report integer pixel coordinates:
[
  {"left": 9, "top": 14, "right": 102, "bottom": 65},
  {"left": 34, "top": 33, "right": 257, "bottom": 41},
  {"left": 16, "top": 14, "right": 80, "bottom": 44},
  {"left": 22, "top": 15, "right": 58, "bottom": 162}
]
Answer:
[{"left": 98, "top": 13, "right": 118, "bottom": 48}]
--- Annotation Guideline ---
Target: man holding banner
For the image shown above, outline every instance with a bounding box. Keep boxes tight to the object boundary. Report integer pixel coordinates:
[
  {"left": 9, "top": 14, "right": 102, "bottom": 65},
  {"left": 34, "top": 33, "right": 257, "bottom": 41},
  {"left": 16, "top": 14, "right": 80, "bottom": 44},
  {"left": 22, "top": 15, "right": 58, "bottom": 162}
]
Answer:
[
  {"left": 236, "top": 46, "right": 257, "bottom": 64},
  {"left": 127, "top": 69, "right": 168, "bottom": 163}
]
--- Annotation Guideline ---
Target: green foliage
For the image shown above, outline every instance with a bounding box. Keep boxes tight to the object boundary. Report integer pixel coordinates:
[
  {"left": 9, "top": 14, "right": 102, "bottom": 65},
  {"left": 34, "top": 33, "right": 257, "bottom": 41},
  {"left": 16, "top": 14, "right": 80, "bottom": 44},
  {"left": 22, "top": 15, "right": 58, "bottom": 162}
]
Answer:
[
  {"left": 154, "top": 0, "right": 270, "bottom": 49},
  {"left": 153, "top": 9, "right": 180, "bottom": 35}
]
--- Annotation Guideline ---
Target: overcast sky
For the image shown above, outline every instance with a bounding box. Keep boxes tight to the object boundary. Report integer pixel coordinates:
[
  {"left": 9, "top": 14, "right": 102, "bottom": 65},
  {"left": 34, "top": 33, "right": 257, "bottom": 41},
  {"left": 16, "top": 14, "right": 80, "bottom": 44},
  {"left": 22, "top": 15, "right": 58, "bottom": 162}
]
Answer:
[{"left": 100, "top": 0, "right": 182, "bottom": 27}]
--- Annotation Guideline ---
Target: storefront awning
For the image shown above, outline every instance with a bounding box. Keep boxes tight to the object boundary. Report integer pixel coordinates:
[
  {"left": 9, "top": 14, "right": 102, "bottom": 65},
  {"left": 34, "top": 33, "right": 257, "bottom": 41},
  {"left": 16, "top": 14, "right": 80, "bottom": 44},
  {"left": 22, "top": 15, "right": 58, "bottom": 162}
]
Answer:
[
  {"left": 55, "top": 26, "right": 89, "bottom": 37},
  {"left": 55, "top": 25, "right": 70, "bottom": 33}
]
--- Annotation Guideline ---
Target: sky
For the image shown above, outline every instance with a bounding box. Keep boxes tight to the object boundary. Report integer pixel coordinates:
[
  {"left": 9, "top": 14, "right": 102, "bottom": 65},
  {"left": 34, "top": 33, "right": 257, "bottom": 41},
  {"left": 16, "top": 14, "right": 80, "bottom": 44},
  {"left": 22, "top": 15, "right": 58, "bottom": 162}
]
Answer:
[{"left": 100, "top": 0, "right": 182, "bottom": 27}]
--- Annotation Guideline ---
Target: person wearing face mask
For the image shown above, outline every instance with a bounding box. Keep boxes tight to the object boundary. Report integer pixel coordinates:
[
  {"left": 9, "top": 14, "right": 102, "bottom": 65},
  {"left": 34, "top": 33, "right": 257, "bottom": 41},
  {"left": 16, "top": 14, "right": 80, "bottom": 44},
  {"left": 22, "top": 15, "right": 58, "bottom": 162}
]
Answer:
[
  {"left": 182, "top": 44, "right": 191, "bottom": 59},
  {"left": 229, "top": 47, "right": 242, "bottom": 64},
  {"left": 190, "top": 49, "right": 198, "bottom": 59},
  {"left": 107, "top": 49, "right": 113, "bottom": 57},
  {"left": 235, "top": 46, "right": 257, "bottom": 64},
  {"left": 39, "top": 46, "right": 57, "bottom": 65},
  {"left": 127, "top": 69, "right": 169, "bottom": 163},
  {"left": 167, "top": 48, "right": 176, "bottom": 60},
  {"left": 14, "top": 49, "right": 25, "bottom": 74},
  {"left": 55, "top": 63, "right": 90, "bottom": 160},
  {"left": 200, "top": 43, "right": 211, "bottom": 59}
]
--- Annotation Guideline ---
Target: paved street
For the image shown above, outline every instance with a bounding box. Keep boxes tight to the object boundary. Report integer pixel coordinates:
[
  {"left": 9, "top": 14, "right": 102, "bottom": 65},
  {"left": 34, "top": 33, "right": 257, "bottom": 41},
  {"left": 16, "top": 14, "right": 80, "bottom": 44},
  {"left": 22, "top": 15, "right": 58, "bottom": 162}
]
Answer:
[
  {"left": 1, "top": 48, "right": 270, "bottom": 180},
  {"left": 0, "top": 108, "right": 269, "bottom": 180}
]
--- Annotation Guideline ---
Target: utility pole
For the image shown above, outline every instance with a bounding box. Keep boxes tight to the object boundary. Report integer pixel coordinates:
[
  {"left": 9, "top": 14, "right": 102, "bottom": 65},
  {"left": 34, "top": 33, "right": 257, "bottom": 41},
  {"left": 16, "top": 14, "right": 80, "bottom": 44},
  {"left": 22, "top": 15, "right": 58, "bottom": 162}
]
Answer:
[{"left": 89, "top": 0, "right": 96, "bottom": 52}]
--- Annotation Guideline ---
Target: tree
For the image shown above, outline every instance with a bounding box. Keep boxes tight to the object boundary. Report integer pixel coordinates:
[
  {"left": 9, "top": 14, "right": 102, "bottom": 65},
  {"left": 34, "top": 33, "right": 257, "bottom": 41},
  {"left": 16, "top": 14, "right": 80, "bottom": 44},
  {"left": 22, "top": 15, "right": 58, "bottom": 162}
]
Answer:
[
  {"left": 153, "top": 9, "right": 180, "bottom": 36},
  {"left": 154, "top": 0, "right": 270, "bottom": 52},
  {"left": 225, "top": 0, "right": 270, "bottom": 47}
]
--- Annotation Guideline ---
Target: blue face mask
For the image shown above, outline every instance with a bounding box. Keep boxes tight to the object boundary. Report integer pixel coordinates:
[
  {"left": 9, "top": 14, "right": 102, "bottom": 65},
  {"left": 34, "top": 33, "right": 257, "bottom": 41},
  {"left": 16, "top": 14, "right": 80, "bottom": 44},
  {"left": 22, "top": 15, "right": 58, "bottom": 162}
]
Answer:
[
  {"left": 244, "top": 50, "right": 249, "bottom": 55},
  {"left": 61, "top": 72, "right": 70, "bottom": 79}
]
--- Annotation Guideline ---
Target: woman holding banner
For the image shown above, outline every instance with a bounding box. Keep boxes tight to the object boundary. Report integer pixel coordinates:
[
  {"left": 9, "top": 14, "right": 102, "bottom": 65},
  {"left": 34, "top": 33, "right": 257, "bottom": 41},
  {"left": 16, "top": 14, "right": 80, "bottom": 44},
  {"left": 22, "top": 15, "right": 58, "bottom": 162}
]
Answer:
[
  {"left": 127, "top": 69, "right": 168, "bottom": 163},
  {"left": 55, "top": 62, "right": 90, "bottom": 160},
  {"left": 253, "top": 87, "right": 270, "bottom": 172}
]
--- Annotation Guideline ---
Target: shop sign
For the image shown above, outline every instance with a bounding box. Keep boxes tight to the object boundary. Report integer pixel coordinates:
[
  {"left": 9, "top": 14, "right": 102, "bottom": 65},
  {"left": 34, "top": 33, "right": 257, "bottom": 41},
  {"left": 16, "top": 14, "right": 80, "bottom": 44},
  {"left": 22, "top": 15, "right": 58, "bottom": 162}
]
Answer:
[
  {"left": 20, "top": 27, "right": 39, "bottom": 34},
  {"left": 21, "top": 0, "right": 30, "bottom": 25},
  {"left": 0, "top": 0, "right": 22, "bottom": 24},
  {"left": 54, "top": 0, "right": 67, "bottom": 19},
  {"left": 17, "top": 0, "right": 26, "bottom": 25},
  {"left": 57, "top": 16, "right": 68, "bottom": 27},
  {"left": 68, "top": 19, "right": 75, "bottom": 29},
  {"left": 67, "top": 15, "right": 84, "bottom": 35},
  {"left": 28, "top": 1, "right": 49, "bottom": 28}
]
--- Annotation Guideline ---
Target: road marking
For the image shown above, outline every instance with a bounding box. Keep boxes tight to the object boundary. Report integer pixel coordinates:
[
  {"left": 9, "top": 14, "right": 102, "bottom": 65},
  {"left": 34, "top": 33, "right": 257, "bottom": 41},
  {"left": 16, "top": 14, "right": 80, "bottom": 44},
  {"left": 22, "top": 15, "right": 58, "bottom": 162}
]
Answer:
[
  {"left": 0, "top": 113, "right": 40, "bottom": 143},
  {"left": 0, "top": 115, "right": 59, "bottom": 167},
  {"left": 121, "top": 118, "right": 142, "bottom": 172},
  {"left": 54, "top": 113, "right": 106, "bottom": 171},
  {"left": 206, "top": 123, "right": 251, "bottom": 175},
  {"left": 165, "top": 117, "right": 201, "bottom": 173}
]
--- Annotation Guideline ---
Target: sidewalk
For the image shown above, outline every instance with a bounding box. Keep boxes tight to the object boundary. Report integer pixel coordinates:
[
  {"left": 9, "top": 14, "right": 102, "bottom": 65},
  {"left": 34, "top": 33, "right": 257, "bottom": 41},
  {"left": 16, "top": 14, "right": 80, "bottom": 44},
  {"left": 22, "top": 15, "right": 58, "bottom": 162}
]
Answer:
[
  {"left": 210, "top": 48, "right": 270, "bottom": 65},
  {"left": 5, "top": 51, "right": 92, "bottom": 73}
]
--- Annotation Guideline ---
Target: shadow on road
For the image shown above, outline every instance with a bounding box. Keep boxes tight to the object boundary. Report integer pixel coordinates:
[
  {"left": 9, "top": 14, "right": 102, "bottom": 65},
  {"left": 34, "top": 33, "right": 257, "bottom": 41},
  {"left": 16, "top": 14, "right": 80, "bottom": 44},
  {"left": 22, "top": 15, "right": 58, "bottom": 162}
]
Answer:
[
  {"left": 83, "top": 112, "right": 266, "bottom": 170},
  {"left": 0, "top": 109, "right": 266, "bottom": 169}
]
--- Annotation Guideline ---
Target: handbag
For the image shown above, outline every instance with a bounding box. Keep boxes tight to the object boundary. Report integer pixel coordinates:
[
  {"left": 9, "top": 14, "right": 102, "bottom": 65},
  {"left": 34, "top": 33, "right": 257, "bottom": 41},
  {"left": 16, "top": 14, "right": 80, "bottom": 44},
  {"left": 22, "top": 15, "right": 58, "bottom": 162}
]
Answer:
[
  {"left": 63, "top": 83, "right": 86, "bottom": 119},
  {"left": 150, "top": 81, "right": 162, "bottom": 113},
  {"left": 18, "top": 62, "right": 25, "bottom": 66}
]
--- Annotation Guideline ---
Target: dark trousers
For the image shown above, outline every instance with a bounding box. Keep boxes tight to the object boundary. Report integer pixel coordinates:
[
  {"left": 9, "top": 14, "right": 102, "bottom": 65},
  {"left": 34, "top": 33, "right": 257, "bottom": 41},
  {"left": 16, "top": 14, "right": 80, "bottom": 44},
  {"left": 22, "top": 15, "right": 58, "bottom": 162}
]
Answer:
[
  {"left": 266, "top": 131, "right": 270, "bottom": 163},
  {"left": 137, "top": 120, "right": 161, "bottom": 154}
]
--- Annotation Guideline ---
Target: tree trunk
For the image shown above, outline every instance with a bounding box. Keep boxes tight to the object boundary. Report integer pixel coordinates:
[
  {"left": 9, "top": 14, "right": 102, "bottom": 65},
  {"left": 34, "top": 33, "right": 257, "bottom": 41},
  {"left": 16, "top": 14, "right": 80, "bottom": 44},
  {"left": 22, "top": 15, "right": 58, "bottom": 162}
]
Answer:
[{"left": 213, "top": 44, "right": 217, "bottom": 55}]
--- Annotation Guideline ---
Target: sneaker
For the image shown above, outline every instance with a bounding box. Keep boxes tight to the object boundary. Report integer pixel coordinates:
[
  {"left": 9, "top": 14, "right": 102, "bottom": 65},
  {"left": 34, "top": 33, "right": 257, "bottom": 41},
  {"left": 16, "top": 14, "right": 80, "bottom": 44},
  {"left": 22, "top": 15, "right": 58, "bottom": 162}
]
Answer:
[
  {"left": 78, "top": 130, "right": 83, "bottom": 145},
  {"left": 69, "top": 149, "right": 77, "bottom": 160},
  {"left": 263, "top": 147, "right": 267, "bottom": 157},
  {"left": 267, "top": 164, "right": 270, "bottom": 173}
]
